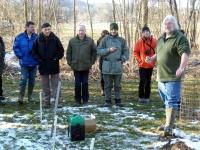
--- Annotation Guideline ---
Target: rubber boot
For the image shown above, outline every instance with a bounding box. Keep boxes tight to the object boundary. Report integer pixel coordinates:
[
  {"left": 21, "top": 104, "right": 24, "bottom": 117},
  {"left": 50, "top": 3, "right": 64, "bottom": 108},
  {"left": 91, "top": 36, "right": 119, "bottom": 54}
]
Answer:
[{"left": 164, "top": 108, "right": 177, "bottom": 136}]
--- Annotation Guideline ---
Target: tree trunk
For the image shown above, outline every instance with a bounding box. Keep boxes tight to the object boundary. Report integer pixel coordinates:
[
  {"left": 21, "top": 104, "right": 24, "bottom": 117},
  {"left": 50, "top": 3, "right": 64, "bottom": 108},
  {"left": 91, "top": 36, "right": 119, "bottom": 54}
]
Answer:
[
  {"left": 24, "top": 0, "right": 28, "bottom": 23},
  {"left": 112, "top": 0, "right": 116, "bottom": 22},
  {"left": 73, "top": 0, "right": 76, "bottom": 37},
  {"left": 168, "top": 0, "right": 180, "bottom": 28},
  {"left": 86, "top": 0, "right": 93, "bottom": 38},
  {"left": 38, "top": 0, "right": 42, "bottom": 32},
  {"left": 142, "top": 0, "right": 148, "bottom": 27},
  {"left": 29, "top": 0, "right": 34, "bottom": 20}
]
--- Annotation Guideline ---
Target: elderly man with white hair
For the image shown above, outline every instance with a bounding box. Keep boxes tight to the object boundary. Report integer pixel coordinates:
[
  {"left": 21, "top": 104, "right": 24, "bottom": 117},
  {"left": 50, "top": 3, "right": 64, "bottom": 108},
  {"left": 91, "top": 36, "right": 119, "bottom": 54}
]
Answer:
[
  {"left": 67, "top": 25, "right": 97, "bottom": 105},
  {"left": 146, "top": 15, "right": 190, "bottom": 136}
]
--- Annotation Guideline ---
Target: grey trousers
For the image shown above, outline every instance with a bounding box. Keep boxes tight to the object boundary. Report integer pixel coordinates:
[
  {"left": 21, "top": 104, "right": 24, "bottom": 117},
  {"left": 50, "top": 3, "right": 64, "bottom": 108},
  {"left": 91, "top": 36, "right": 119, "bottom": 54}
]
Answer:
[
  {"left": 40, "top": 74, "right": 60, "bottom": 102},
  {"left": 103, "top": 74, "right": 122, "bottom": 101}
]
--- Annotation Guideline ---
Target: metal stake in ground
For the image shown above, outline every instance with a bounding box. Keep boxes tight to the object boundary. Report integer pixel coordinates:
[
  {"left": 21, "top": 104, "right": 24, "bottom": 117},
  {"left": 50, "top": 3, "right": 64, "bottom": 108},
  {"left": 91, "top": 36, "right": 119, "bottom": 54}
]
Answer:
[
  {"left": 90, "top": 138, "right": 95, "bottom": 150},
  {"left": 39, "top": 92, "right": 43, "bottom": 123},
  {"left": 51, "top": 81, "right": 61, "bottom": 145}
]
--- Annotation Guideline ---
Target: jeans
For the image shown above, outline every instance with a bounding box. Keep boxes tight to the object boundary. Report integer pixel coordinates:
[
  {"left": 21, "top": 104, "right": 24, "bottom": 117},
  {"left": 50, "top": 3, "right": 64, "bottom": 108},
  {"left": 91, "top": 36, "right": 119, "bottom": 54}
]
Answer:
[
  {"left": 139, "top": 68, "right": 153, "bottom": 99},
  {"left": 74, "top": 70, "right": 89, "bottom": 103},
  {"left": 158, "top": 81, "right": 181, "bottom": 111},
  {"left": 19, "top": 66, "right": 37, "bottom": 97}
]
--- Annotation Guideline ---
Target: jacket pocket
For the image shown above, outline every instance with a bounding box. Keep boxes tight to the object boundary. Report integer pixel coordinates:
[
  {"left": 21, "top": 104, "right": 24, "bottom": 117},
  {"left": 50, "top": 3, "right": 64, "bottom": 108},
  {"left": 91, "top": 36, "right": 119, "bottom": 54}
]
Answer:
[
  {"left": 114, "top": 61, "right": 123, "bottom": 73},
  {"left": 102, "top": 60, "right": 110, "bottom": 73}
]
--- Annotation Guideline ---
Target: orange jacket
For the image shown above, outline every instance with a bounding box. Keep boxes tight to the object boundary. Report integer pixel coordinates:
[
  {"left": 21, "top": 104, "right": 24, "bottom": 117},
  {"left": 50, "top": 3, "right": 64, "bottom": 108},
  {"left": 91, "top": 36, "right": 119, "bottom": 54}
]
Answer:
[{"left": 133, "top": 36, "right": 156, "bottom": 68}]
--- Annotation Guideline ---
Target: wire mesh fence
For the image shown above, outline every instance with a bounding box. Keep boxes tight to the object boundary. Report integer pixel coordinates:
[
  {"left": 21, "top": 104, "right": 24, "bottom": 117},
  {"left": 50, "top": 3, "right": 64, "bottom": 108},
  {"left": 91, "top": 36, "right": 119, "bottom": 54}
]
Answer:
[{"left": 180, "top": 79, "right": 200, "bottom": 121}]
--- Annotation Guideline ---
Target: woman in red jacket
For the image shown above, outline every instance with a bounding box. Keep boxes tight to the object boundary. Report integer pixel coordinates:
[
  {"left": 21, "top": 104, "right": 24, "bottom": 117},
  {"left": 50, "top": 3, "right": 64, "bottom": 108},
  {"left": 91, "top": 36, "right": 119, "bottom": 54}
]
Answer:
[{"left": 133, "top": 26, "right": 156, "bottom": 103}]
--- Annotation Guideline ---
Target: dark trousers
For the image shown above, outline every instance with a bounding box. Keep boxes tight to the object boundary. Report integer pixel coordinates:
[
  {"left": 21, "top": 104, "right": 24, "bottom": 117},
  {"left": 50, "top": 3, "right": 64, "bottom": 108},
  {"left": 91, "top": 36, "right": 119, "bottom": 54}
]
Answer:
[
  {"left": 99, "top": 58, "right": 104, "bottom": 92},
  {"left": 74, "top": 70, "right": 89, "bottom": 103},
  {"left": 139, "top": 68, "right": 153, "bottom": 99},
  {"left": 103, "top": 74, "right": 122, "bottom": 102},
  {"left": 0, "top": 74, "right": 3, "bottom": 96},
  {"left": 100, "top": 72, "right": 104, "bottom": 92}
]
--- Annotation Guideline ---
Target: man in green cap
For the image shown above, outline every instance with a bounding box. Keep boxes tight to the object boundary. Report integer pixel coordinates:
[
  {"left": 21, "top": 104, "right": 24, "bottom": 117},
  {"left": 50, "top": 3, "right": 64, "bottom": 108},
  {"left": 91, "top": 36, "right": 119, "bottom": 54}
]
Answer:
[{"left": 97, "top": 23, "right": 129, "bottom": 106}]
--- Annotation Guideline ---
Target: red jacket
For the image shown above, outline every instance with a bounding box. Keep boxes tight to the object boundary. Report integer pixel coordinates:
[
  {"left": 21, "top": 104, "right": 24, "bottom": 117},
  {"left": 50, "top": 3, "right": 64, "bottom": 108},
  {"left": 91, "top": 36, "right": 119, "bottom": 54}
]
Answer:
[{"left": 133, "top": 36, "right": 156, "bottom": 68}]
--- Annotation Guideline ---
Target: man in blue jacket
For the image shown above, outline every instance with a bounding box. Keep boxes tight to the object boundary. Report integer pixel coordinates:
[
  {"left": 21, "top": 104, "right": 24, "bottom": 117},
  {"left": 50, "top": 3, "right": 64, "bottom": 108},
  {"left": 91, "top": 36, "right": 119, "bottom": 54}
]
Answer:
[{"left": 13, "top": 21, "right": 38, "bottom": 104}]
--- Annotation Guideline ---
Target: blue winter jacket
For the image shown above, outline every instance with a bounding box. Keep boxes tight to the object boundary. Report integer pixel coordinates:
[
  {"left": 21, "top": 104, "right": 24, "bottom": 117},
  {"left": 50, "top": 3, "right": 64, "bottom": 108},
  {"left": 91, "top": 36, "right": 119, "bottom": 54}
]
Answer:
[{"left": 13, "top": 32, "right": 38, "bottom": 67}]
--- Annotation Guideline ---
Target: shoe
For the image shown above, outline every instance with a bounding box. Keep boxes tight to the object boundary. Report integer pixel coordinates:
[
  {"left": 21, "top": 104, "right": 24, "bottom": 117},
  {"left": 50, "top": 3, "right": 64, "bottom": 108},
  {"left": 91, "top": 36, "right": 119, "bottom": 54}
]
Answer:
[
  {"left": 138, "top": 98, "right": 145, "bottom": 103},
  {"left": 18, "top": 100, "right": 23, "bottom": 105},
  {"left": 115, "top": 99, "right": 123, "bottom": 107},
  {"left": 144, "top": 98, "right": 150, "bottom": 103},
  {"left": 0, "top": 101, "right": 5, "bottom": 106},
  {"left": 43, "top": 101, "right": 50, "bottom": 109},
  {"left": 101, "top": 90, "right": 105, "bottom": 96},
  {"left": 28, "top": 97, "right": 33, "bottom": 102},
  {"left": 104, "top": 100, "right": 112, "bottom": 107},
  {"left": 57, "top": 103, "right": 63, "bottom": 108},
  {"left": 75, "top": 100, "right": 81, "bottom": 106},
  {"left": 28, "top": 85, "right": 34, "bottom": 102},
  {"left": 18, "top": 96, "right": 24, "bottom": 105},
  {"left": 157, "top": 124, "right": 165, "bottom": 131},
  {"left": 83, "top": 101, "right": 88, "bottom": 105},
  {"left": 18, "top": 86, "right": 25, "bottom": 105},
  {"left": 0, "top": 96, "right": 5, "bottom": 101}
]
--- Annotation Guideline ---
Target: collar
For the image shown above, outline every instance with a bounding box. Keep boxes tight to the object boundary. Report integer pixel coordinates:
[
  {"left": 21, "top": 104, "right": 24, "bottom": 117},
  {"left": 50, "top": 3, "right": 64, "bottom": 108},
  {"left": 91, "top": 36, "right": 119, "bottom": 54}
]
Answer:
[
  {"left": 110, "top": 33, "right": 119, "bottom": 38},
  {"left": 163, "top": 30, "right": 179, "bottom": 40},
  {"left": 76, "top": 35, "right": 87, "bottom": 40}
]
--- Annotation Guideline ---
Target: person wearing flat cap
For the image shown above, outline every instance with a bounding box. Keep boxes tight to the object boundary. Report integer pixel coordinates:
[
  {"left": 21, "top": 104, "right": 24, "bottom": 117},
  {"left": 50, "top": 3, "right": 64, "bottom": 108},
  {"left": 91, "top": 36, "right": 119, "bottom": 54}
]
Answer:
[
  {"left": 97, "top": 23, "right": 129, "bottom": 107},
  {"left": 32, "top": 23, "right": 64, "bottom": 108}
]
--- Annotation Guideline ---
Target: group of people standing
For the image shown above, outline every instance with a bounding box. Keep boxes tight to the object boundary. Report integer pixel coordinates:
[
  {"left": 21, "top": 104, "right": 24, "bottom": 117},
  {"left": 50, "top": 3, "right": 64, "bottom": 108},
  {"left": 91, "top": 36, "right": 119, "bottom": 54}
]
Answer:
[{"left": 0, "top": 15, "right": 190, "bottom": 136}]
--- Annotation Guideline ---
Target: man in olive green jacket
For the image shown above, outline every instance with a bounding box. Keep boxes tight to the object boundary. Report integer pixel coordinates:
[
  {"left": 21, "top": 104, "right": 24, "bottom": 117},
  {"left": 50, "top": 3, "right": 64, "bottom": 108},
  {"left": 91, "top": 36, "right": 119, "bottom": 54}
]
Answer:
[
  {"left": 97, "top": 23, "right": 129, "bottom": 106},
  {"left": 67, "top": 25, "right": 96, "bottom": 105},
  {"left": 146, "top": 15, "right": 190, "bottom": 136}
]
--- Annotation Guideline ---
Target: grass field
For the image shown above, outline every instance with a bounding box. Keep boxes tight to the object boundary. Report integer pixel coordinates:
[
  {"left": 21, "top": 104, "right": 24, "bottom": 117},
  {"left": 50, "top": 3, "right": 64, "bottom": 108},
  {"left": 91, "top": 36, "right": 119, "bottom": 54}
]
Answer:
[{"left": 0, "top": 75, "right": 200, "bottom": 150}]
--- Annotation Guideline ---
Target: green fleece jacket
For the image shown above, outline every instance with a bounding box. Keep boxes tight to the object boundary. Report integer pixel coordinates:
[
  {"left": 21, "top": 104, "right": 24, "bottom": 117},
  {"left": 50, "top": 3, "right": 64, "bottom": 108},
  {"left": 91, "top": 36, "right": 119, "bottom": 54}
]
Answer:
[{"left": 156, "top": 31, "right": 191, "bottom": 82}]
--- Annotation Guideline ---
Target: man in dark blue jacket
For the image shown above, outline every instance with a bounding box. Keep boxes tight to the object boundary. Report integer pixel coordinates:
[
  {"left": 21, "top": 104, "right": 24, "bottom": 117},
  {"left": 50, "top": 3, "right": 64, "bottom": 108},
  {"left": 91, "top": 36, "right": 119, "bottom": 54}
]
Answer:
[{"left": 13, "top": 21, "right": 38, "bottom": 104}]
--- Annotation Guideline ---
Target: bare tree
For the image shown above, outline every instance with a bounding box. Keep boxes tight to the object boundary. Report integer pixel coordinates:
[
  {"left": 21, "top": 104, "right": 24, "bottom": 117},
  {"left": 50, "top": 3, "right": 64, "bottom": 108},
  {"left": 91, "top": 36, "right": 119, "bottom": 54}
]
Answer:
[
  {"left": 24, "top": 0, "right": 28, "bottom": 23},
  {"left": 73, "top": 0, "right": 76, "bottom": 37},
  {"left": 168, "top": 0, "right": 180, "bottom": 27},
  {"left": 134, "top": 0, "right": 142, "bottom": 43},
  {"left": 86, "top": 0, "right": 93, "bottom": 38},
  {"left": 38, "top": 0, "right": 42, "bottom": 32},
  {"left": 142, "top": 0, "right": 148, "bottom": 27},
  {"left": 29, "top": 0, "right": 34, "bottom": 21},
  {"left": 112, "top": 0, "right": 116, "bottom": 22}
]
